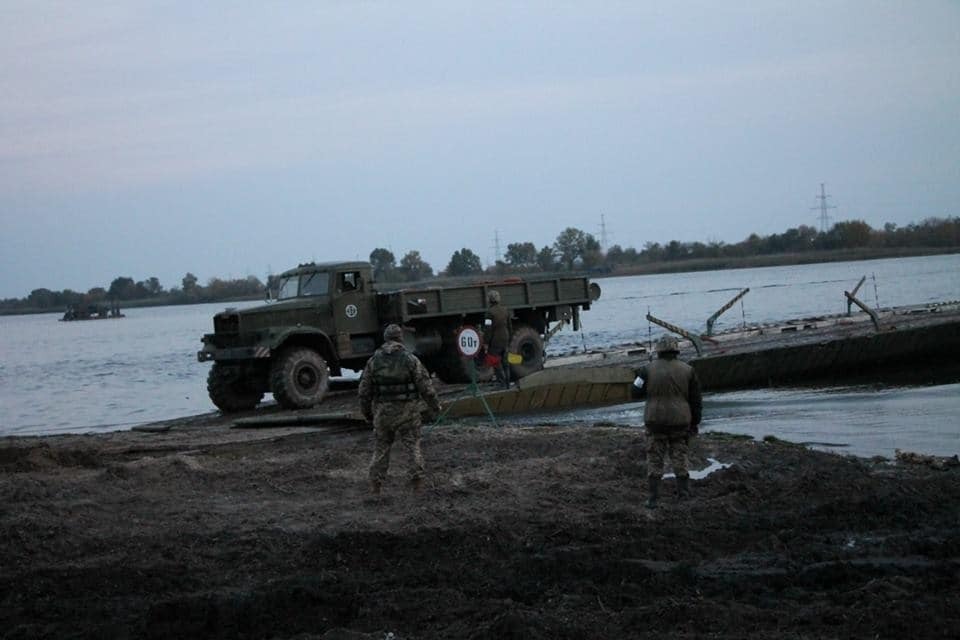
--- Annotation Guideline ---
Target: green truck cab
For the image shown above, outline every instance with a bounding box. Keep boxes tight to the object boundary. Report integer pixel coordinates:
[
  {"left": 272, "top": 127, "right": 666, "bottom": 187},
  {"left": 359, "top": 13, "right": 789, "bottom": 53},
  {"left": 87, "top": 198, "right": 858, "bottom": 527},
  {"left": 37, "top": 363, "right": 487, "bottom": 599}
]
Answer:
[{"left": 198, "top": 260, "right": 600, "bottom": 412}]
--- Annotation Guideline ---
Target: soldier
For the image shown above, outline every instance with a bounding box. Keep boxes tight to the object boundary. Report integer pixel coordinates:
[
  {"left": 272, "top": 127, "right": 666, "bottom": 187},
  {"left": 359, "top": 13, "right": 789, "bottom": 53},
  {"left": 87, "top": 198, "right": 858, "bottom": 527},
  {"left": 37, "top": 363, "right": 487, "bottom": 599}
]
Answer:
[
  {"left": 484, "top": 290, "right": 512, "bottom": 389},
  {"left": 635, "top": 334, "right": 703, "bottom": 509},
  {"left": 359, "top": 323, "right": 441, "bottom": 495}
]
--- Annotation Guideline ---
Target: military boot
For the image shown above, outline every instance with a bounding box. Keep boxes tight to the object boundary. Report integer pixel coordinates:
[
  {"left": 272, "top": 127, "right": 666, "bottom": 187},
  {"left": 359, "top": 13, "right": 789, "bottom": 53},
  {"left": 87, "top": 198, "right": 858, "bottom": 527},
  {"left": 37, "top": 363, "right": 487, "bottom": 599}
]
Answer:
[
  {"left": 369, "top": 479, "right": 382, "bottom": 496},
  {"left": 677, "top": 474, "right": 691, "bottom": 500},
  {"left": 411, "top": 477, "right": 425, "bottom": 494},
  {"left": 645, "top": 476, "right": 660, "bottom": 509}
]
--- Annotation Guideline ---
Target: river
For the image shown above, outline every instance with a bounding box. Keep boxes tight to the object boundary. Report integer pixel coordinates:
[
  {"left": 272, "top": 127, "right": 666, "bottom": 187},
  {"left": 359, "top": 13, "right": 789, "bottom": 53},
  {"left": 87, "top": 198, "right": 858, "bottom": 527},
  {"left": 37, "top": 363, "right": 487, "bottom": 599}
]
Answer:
[{"left": 1, "top": 254, "right": 958, "bottom": 458}]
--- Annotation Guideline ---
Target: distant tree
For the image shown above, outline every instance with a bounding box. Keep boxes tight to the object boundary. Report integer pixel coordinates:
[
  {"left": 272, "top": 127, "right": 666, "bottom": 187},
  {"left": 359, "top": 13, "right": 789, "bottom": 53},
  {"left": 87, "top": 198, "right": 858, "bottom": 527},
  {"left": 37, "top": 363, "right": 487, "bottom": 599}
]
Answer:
[
  {"left": 742, "top": 234, "right": 763, "bottom": 256},
  {"left": 777, "top": 225, "right": 818, "bottom": 253},
  {"left": 920, "top": 217, "right": 960, "bottom": 246},
  {"left": 86, "top": 287, "right": 107, "bottom": 302},
  {"left": 554, "top": 228, "right": 585, "bottom": 270},
  {"left": 445, "top": 248, "right": 483, "bottom": 276},
  {"left": 536, "top": 245, "right": 556, "bottom": 271},
  {"left": 667, "top": 240, "right": 691, "bottom": 261},
  {"left": 823, "top": 220, "right": 872, "bottom": 249},
  {"left": 581, "top": 234, "right": 603, "bottom": 269},
  {"left": 605, "top": 244, "right": 625, "bottom": 267},
  {"left": 696, "top": 241, "right": 723, "bottom": 259},
  {"left": 369, "top": 248, "right": 397, "bottom": 282},
  {"left": 141, "top": 277, "right": 163, "bottom": 296},
  {"left": 204, "top": 275, "right": 265, "bottom": 300},
  {"left": 27, "top": 288, "right": 56, "bottom": 309},
  {"left": 504, "top": 242, "right": 538, "bottom": 268},
  {"left": 108, "top": 276, "right": 137, "bottom": 300},
  {"left": 553, "top": 227, "right": 601, "bottom": 270},
  {"left": 182, "top": 272, "right": 199, "bottom": 294},
  {"left": 640, "top": 242, "right": 661, "bottom": 262},
  {"left": 398, "top": 251, "right": 433, "bottom": 281}
]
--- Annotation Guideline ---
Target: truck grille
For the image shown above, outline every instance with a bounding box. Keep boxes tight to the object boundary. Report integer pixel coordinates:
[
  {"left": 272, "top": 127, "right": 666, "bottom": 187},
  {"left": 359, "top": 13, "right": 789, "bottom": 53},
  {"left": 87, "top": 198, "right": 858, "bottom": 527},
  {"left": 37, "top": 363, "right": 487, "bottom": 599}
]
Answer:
[{"left": 214, "top": 313, "right": 240, "bottom": 334}]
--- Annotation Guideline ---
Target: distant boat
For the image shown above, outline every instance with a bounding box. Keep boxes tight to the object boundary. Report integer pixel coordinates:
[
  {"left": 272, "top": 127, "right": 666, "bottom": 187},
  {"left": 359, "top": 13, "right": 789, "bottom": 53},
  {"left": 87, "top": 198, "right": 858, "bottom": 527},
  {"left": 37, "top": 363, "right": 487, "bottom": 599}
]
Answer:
[{"left": 60, "top": 302, "right": 125, "bottom": 321}]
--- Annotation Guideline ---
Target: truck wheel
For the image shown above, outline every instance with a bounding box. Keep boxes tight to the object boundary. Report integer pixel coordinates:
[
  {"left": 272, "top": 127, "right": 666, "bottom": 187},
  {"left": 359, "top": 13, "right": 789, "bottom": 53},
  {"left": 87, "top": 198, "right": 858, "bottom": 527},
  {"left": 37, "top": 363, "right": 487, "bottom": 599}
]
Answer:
[
  {"left": 207, "top": 363, "right": 264, "bottom": 413},
  {"left": 508, "top": 325, "right": 545, "bottom": 379},
  {"left": 270, "top": 347, "right": 329, "bottom": 409}
]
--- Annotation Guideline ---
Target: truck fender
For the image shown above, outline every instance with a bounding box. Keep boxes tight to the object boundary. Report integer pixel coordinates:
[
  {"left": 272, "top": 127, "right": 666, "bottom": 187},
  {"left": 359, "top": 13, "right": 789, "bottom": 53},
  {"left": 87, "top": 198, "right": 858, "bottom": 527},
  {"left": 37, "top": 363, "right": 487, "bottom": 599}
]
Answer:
[{"left": 272, "top": 328, "right": 337, "bottom": 364}]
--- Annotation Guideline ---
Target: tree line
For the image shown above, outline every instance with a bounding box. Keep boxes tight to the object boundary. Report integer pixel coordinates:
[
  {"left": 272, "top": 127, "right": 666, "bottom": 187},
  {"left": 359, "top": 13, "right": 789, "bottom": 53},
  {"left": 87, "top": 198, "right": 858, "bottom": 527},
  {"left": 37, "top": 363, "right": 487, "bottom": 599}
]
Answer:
[
  {"left": 374, "top": 216, "right": 959, "bottom": 279},
  {"left": 2, "top": 216, "right": 957, "bottom": 313},
  {"left": 1, "top": 272, "right": 266, "bottom": 314}
]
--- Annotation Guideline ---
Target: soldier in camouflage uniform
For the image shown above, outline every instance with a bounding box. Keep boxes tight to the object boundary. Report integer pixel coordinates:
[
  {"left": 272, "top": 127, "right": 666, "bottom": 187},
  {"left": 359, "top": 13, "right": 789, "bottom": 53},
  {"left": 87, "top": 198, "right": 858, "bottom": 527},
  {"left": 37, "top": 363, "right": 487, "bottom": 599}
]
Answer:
[
  {"left": 634, "top": 335, "right": 702, "bottom": 509},
  {"left": 359, "top": 324, "right": 441, "bottom": 495}
]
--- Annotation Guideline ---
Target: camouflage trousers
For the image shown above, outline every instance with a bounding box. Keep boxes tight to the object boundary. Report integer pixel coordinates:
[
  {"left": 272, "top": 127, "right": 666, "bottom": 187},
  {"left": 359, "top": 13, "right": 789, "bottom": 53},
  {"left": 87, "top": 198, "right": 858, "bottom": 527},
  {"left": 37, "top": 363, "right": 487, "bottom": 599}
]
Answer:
[
  {"left": 369, "top": 418, "right": 424, "bottom": 485},
  {"left": 646, "top": 433, "right": 690, "bottom": 478}
]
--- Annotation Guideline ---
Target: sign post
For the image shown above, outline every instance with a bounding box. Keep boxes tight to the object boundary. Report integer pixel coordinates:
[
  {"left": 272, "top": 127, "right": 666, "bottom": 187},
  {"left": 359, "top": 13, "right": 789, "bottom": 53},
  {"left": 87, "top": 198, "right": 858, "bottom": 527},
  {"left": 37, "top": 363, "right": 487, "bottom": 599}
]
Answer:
[{"left": 435, "top": 325, "right": 499, "bottom": 427}]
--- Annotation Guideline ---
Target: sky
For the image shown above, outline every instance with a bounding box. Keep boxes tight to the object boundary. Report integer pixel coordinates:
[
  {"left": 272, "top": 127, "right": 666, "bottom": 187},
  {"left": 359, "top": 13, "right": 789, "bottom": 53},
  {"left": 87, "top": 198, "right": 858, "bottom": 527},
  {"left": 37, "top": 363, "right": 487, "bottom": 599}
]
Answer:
[{"left": 1, "top": 1, "right": 958, "bottom": 299}]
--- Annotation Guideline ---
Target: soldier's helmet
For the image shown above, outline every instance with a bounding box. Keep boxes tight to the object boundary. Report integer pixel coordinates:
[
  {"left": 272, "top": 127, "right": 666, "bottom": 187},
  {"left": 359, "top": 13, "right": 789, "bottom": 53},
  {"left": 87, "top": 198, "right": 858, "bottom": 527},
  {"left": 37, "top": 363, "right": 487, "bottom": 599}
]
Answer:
[
  {"left": 383, "top": 324, "right": 404, "bottom": 341},
  {"left": 488, "top": 290, "right": 501, "bottom": 304},
  {"left": 655, "top": 334, "right": 680, "bottom": 354}
]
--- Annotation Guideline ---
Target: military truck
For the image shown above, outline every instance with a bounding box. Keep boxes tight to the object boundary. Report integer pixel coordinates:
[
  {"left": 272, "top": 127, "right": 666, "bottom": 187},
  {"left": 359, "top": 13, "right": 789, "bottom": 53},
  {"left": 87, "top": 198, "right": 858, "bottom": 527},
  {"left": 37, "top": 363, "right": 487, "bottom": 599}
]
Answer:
[{"left": 197, "top": 260, "right": 601, "bottom": 412}]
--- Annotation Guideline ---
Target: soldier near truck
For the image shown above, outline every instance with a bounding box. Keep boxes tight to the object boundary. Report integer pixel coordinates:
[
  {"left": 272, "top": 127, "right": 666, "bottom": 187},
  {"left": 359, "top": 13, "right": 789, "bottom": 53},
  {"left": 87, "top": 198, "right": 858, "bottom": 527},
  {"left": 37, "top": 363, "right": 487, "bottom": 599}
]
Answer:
[
  {"left": 359, "top": 324, "right": 440, "bottom": 495},
  {"left": 197, "top": 260, "right": 600, "bottom": 413},
  {"left": 484, "top": 290, "right": 512, "bottom": 389}
]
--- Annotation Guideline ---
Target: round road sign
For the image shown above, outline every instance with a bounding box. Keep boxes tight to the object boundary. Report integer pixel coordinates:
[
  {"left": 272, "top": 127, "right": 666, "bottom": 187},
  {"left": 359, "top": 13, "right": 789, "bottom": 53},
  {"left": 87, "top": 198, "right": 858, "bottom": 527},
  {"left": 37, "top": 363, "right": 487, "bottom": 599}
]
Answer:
[{"left": 455, "top": 326, "right": 482, "bottom": 358}]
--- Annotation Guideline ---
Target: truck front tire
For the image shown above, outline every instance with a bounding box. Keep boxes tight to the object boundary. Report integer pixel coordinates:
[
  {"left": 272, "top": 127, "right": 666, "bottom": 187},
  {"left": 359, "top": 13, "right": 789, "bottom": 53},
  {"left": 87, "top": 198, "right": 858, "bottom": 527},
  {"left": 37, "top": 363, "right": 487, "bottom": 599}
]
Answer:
[
  {"left": 207, "top": 363, "right": 265, "bottom": 413},
  {"left": 270, "top": 347, "right": 329, "bottom": 410},
  {"left": 508, "top": 325, "right": 545, "bottom": 379}
]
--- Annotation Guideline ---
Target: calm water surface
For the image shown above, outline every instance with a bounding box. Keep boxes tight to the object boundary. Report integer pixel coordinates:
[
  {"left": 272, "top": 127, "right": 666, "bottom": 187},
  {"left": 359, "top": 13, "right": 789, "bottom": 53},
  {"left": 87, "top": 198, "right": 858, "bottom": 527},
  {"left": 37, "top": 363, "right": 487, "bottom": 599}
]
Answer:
[{"left": 1, "top": 255, "right": 958, "bottom": 457}]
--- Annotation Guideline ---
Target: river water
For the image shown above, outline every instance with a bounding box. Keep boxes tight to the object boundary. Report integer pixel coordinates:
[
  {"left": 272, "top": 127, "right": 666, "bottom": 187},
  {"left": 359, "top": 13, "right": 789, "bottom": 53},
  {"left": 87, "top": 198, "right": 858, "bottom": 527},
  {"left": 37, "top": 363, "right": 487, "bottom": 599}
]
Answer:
[{"left": 1, "top": 255, "right": 958, "bottom": 458}]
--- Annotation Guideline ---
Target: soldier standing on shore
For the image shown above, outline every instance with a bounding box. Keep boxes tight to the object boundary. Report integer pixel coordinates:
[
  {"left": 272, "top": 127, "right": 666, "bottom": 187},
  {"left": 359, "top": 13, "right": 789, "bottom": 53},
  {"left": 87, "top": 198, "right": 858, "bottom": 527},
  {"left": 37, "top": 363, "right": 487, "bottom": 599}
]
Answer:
[
  {"left": 484, "top": 290, "right": 512, "bottom": 389},
  {"left": 635, "top": 335, "right": 703, "bottom": 509},
  {"left": 359, "top": 324, "right": 441, "bottom": 495}
]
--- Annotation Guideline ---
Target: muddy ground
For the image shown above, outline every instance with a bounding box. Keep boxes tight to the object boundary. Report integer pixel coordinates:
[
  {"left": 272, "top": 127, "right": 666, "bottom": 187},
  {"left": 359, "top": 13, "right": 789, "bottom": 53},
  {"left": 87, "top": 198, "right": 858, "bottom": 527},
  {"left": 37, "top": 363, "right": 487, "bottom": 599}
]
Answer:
[{"left": 1, "top": 388, "right": 958, "bottom": 639}]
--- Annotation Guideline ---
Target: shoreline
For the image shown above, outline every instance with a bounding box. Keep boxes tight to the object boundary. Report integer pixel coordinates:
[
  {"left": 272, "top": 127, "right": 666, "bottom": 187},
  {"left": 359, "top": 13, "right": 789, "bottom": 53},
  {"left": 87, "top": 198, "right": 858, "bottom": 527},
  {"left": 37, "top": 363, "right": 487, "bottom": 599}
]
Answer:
[
  {"left": 601, "top": 245, "right": 960, "bottom": 278},
  {"left": 1, "top": 412, "right": 957, "bottom": 638},
  {"left": 3, "top": 247, "right": 958, "bottom": 317},
  {"left": 5, "top": 363, "right": 958, "bottom": 456}
]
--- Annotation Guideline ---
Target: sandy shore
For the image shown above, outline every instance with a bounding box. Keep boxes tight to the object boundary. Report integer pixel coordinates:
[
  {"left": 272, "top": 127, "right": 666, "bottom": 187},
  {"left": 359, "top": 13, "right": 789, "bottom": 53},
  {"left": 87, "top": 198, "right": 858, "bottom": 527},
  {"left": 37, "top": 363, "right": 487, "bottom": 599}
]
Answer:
[{"left": 1, "top": 391, "right": 958, "bottom": 639}]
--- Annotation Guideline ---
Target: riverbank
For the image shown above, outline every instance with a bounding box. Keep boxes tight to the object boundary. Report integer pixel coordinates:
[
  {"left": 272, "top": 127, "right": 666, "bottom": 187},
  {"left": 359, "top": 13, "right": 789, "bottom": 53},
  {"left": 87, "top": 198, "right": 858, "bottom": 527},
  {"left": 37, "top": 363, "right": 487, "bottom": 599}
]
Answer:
[
  {"left": 604, "top": 246, "right": 960, "bottom": 277},
  {"left": 2, "top": 409, "right": 957, "bottom": 639}
]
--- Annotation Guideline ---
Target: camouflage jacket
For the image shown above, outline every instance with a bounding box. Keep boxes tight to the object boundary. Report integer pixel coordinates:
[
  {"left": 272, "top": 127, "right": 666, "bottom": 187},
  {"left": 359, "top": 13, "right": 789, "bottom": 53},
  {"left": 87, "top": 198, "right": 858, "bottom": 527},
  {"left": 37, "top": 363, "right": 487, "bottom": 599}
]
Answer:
[
  {"left": 636, "top": 356, "right": 702, "bottom": 434},
  {"left": 358, "top": 341, "right": 440, "bottom": 425}
]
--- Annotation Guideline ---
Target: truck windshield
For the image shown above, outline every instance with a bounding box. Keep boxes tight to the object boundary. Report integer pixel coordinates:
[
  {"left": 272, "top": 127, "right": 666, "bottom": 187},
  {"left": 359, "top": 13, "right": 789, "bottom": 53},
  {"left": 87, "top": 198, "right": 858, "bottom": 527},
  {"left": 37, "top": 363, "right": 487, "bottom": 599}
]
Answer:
[{"left": 277, "top": 272, "right": 330, "bottom": 300}]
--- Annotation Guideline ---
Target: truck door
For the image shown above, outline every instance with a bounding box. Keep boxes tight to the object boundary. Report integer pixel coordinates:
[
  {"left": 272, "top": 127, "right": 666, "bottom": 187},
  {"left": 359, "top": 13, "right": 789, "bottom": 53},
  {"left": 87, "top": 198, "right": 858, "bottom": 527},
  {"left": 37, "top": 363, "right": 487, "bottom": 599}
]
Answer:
[{"left": 332, "top": 270, "right": 379, "bottom": 355}]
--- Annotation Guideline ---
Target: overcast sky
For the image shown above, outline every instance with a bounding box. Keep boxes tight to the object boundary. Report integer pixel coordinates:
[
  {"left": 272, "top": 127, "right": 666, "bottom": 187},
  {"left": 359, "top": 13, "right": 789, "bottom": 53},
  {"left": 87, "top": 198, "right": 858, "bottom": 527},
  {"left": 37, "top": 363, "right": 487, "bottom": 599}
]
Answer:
[{"left": 1, "top": 1, "right": 957, "bottom": 299}]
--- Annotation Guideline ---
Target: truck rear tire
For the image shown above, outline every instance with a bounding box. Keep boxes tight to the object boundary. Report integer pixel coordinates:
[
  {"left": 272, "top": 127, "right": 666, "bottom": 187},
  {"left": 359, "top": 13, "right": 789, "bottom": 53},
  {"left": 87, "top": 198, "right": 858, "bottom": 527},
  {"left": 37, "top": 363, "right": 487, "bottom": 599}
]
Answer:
[
  {"left": 207, "top": 363, "right": 264, "bottom": 413},
  {"left": 270, "top": 347, "right": 329, "bottom": 409},
  {"left": 508, "top": 325, "right": 545, "bottom": 379}
]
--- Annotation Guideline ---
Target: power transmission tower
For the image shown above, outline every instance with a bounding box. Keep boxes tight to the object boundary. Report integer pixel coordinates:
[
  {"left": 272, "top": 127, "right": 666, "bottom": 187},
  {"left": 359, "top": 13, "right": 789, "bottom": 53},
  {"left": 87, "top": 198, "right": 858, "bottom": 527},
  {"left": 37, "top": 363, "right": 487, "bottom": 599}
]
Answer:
[
  {"left": 811, "top": 183, "right": 836, "bottom": 232},
  {"left": 599, "top": 214, "right": 611, "bottom": 251},
  {"left": 491, "top": 229, "right": 502, "bottom": 265}
]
